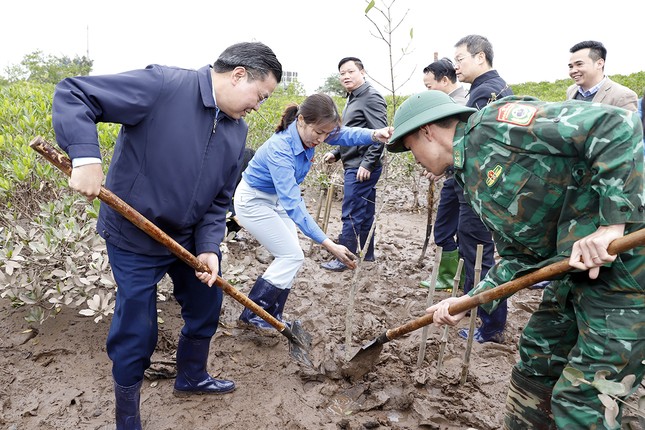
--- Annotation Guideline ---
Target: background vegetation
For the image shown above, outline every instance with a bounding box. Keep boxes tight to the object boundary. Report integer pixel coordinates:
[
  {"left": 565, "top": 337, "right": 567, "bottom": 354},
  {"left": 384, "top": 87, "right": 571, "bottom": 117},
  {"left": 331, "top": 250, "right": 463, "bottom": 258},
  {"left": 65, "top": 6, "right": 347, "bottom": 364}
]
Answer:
[{"left": 0, "top": 51, "right": 644, "bottom": 324}]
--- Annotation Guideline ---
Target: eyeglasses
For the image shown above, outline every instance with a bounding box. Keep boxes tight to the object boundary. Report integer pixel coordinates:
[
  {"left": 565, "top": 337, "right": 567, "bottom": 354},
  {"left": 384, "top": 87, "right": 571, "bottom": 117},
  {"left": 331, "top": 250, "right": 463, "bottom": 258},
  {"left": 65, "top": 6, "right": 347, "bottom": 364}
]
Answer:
[
  {"left": 453, "top": 52, "right": 479, "bottom": 65},
  {"left": 245, "top": 68, "right": 269, "bottom": 106}
]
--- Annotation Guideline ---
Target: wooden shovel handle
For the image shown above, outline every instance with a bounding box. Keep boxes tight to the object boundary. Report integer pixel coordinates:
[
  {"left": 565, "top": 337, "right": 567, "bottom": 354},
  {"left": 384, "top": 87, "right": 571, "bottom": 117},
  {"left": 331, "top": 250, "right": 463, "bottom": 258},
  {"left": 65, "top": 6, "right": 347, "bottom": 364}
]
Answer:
[
  {"left": 386, "top": 222, "right": 645, "bottom": 342},
  {"left": 29, "top": 136, "right": 287, "bottom": 332}
]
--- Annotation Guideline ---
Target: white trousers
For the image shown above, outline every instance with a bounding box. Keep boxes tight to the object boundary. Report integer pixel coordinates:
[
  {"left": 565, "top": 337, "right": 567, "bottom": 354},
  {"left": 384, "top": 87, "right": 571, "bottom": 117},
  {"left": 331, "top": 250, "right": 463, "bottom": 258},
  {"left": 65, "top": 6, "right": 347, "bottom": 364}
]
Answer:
[{"left": 233, "top": 179, "right": 304, "bottom": 289}]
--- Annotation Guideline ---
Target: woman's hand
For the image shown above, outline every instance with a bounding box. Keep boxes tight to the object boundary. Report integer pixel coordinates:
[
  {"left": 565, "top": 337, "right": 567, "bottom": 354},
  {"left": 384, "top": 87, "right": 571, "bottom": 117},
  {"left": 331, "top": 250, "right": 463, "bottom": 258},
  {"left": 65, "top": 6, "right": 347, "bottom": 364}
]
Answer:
[
  {"left": 322, "top": 239, "right": 357, "bottom": 269},
  {"left": 322, "top": 152, "right": 337, "bottom": 164},
  {"left": 569, "top": 224, "right": 624, "bottom": 279},
  {"left": 372, "top": 126, "right": 394, "bottom": 143}
]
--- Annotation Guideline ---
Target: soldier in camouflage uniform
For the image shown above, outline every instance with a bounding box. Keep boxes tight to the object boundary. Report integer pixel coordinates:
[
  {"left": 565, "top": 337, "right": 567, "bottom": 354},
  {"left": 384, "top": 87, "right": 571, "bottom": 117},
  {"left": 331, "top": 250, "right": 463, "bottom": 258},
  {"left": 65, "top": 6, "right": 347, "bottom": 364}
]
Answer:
[{"left": 386, "top": 90, "right": 645, "bottom": 429}]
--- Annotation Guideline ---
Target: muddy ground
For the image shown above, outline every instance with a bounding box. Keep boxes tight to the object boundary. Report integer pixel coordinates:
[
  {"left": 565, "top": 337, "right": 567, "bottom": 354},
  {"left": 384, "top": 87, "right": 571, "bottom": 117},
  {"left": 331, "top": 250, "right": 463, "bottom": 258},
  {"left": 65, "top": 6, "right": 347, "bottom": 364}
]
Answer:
[{"left": 0, "top": 179, "right": 642, "bottom": 429}]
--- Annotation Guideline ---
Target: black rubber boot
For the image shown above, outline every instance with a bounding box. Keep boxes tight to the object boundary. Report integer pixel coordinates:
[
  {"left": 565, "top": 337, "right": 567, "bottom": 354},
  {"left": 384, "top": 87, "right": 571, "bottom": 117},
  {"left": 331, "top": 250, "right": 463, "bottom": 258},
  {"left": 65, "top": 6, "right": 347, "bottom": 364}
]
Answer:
[
  {"left": 173, "top": 334, "right": 235, "bottom": 396},
  {"left": 114, "top": 379, "right": 142, "bottom": 430},
  {"left": 239, "top": 277, "right": 282, "bottom": 329},
  {"left": 503, "top": 367, "right": 555, "bottom": 429}
]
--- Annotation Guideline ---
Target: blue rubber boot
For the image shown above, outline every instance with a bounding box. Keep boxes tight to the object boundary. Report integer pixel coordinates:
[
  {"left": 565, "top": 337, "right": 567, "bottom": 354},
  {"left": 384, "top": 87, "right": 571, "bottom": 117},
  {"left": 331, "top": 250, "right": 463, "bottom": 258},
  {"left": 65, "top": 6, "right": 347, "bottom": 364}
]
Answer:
[
  {"left": 477, "top": 298, "right": 507, "bottom": 341},
  {"left": 458, "top": 300, "right": 507, "bottom": 344},
  {"left": 173, "top": 334, "right": 235, "bottom": 396},
  {"left": 239, "top": 277, "right": 282, "bottom": 330},
  {"left": 114, "top": 379, "right": 142, "bottom": 430},
  {"left": 271, "top": 287, "right": 291, "bottom": 323}
]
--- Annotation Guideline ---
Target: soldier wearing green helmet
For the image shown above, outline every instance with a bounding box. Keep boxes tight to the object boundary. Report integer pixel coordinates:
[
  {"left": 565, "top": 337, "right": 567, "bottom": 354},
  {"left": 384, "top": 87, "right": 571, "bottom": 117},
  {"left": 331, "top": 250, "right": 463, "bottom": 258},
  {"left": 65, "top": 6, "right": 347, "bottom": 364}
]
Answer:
[{"left": 387, "top": 90, "right": 645, "bottom": 429}]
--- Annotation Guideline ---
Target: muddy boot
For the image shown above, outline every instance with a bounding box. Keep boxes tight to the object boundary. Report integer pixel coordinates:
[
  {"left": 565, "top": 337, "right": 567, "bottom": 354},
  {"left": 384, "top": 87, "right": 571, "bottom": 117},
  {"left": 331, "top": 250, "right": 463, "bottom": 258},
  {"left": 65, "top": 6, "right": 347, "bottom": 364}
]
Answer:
[
  {"left": 477, "top": 297, "right": 507, "bottom": 341},
  {"left": 504, "top": 367, "right": 555, "bottom": 429},
  {"left": 419, "top": 249, "right": 462, "bottom": 289},
  {"left": 173, "top": 334, "right": 235, "bottom": 396},
  {"left": 458, "top": 327, "right": 505, "bottom": 344},
  {"left": 239, "top": 277, "right": 282, "bottom": 330},
  {"left": 114, "top": 379, "right": 142, "bottom": 430},
  {"left": 320, "top": 258, "right": 348, "bottom": 271}
]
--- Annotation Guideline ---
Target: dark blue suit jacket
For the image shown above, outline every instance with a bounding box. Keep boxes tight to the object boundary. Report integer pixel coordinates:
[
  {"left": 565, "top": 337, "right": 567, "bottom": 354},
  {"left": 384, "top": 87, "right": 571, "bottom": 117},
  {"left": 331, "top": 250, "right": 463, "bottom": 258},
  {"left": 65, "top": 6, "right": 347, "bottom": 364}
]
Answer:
[{"left": 52, "top": 65, "right": 246, "bottom": 257}]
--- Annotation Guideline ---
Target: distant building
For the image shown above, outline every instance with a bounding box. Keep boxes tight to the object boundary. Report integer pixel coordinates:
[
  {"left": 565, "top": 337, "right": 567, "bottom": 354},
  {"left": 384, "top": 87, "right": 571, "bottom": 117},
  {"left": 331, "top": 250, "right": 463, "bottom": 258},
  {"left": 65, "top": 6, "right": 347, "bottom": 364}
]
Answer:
[{"left": 281, "top": 70, "right": 298, "bottom": 88}]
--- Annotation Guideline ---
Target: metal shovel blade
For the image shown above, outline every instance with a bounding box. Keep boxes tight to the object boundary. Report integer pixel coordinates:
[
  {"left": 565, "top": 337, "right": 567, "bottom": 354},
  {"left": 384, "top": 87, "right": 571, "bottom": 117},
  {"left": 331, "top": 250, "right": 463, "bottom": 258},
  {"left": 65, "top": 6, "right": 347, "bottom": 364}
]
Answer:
[
  {"left": 341, "top": 332, "right": 388, "bottom": 380},
  {"left": 286, "top": 320, "right": 313, "bottom": 368},
  {"left": 349, "top": 332, "right": 387, "bottom": 362}
]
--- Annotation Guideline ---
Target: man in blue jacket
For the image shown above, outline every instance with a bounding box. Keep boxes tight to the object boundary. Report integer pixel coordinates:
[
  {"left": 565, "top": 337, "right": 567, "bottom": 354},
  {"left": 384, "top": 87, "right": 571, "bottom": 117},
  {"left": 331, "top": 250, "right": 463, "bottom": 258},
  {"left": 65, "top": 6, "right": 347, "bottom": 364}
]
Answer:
[{"left": 52, "top": 41, "right": 282, "bottom": 430}]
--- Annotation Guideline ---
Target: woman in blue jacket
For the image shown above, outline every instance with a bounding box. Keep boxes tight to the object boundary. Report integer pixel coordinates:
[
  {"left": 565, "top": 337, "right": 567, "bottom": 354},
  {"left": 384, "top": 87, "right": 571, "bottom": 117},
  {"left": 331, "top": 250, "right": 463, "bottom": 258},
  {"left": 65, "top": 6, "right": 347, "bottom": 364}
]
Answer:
[{"left": 235, "top": 93, "right": 391, "bottom": 329}]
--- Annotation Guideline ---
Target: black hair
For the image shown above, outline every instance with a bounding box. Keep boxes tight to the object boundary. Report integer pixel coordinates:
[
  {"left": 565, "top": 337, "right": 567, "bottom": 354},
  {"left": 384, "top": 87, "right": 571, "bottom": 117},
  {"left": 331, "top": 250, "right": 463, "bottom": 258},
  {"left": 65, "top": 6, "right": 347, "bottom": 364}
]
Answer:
[
  {"left": 569, "top": 40, "right": 607, "bottom": 62},
  {"left": 423, "top": 58, "right": 457, "bottom": 83},
  {"left": 213, "top": 41, "right": 283, "bottom": 83},
  {"left": 338, "top": 57, "right": 364, "bottom": 71},
  {"left": 454, "top": 34, "right": 494, "bottom": 67},
  {"left": 275, "top": 93, "right": 341, "bottom": 135}
]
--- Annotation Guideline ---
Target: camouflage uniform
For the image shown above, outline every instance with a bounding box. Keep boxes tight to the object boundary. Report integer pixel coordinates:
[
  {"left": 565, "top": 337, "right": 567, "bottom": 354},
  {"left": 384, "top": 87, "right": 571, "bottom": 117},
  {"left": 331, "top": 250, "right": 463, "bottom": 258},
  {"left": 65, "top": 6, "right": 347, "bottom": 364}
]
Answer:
[{"left": 453, "top": 96, "right": 645, "bottom": 429}]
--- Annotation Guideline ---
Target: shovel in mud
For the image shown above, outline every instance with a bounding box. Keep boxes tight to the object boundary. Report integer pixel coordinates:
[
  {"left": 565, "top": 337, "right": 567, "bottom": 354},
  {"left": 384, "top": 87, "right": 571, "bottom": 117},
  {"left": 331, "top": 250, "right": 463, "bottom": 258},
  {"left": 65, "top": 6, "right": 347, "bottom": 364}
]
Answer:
[
  {"left": 347, "top": 227, "right": 645, "bottom": 376},
  {"left": 29, "top": 136, "right": 313, "bottom": 368}
]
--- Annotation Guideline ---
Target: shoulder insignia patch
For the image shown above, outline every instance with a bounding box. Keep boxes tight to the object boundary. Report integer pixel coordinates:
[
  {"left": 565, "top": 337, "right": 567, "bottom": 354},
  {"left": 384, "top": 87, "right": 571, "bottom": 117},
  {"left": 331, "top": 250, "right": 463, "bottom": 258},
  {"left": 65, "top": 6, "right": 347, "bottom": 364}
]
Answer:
[
  {"left": 453, "top": 148, "right": 463, "bottom": 168},
  {"left": 486, "top": 164, "right": 504, "bottom": 187},
  {"left": 496, "top": 103, "right": 537, "bottom": 126}
]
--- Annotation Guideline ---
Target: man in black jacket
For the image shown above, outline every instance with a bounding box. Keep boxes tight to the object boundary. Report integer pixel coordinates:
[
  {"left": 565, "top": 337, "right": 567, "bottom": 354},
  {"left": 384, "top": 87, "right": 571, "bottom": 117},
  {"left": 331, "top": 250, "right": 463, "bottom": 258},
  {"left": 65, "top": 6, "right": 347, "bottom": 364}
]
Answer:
[{"left": 321, "top": 57, "right": 388, "bottom": 271}]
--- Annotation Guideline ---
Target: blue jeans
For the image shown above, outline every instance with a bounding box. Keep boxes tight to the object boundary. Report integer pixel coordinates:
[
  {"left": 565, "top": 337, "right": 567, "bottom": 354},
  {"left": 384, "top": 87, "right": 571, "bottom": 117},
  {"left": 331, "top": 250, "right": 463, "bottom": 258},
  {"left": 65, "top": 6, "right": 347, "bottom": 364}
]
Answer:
[
  {"left": 339, "top": 166, "right": 381, "bottom": 255},
  {"left": 106, "top": 244, "right": 223, "bottom": 386}
]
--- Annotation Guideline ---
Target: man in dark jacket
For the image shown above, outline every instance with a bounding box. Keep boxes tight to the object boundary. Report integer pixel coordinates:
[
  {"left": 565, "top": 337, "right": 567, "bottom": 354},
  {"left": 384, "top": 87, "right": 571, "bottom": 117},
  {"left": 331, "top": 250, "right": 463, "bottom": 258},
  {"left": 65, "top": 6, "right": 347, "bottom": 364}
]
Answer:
[
  {"left": 321, "top": 57, "right": 388, "bottom": 271},
  {"left": 52, "top": 41, "right": 282, "bottom": 429},
  {"left": 451, "top": 34, "right": 513, "bottom": 343}
]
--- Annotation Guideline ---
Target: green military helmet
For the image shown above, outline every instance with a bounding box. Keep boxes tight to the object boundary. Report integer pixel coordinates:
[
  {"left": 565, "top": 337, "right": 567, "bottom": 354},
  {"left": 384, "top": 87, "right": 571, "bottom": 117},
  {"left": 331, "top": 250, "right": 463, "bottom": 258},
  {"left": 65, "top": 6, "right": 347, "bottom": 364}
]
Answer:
[{"left": 386, "top": 90, "right": 476, "bottom": 153}]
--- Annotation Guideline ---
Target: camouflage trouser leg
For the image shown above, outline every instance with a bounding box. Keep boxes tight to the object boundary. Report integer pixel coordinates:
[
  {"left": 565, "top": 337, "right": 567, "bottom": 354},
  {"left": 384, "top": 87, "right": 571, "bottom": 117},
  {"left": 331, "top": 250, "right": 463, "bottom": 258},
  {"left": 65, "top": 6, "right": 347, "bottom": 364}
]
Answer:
[
  {"left": 504, "top": 367, "right": 556, "bottom": 429},
  {"left": 511, "top": 254, "right": 645, "bottom": 430}
]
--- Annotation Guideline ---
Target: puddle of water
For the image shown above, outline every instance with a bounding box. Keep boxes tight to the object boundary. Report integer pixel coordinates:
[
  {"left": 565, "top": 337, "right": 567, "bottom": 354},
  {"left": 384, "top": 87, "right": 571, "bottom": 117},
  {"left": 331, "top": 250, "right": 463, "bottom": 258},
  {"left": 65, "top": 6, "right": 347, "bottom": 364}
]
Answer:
[
  {"left": 326, "top": 393, "right": 363, "bottom": 416},
  {"left": 387, "top": 411, "right": 401, "bottom": 422}
]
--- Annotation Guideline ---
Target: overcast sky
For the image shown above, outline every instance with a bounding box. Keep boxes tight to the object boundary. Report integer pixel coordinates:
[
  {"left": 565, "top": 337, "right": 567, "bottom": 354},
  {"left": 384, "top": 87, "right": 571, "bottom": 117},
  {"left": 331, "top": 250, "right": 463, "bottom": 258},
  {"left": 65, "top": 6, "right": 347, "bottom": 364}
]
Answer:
[{"left": 3, "top": 0, "right": 644, "bottom": 97}]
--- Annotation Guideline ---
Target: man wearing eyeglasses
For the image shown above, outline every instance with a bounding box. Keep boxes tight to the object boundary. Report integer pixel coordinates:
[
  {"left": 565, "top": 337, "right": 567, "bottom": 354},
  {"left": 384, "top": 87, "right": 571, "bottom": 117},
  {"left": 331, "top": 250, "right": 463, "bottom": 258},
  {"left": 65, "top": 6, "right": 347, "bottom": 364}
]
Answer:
[{"left": 451, "top": 34, "right": 513, "bottom": 344}]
